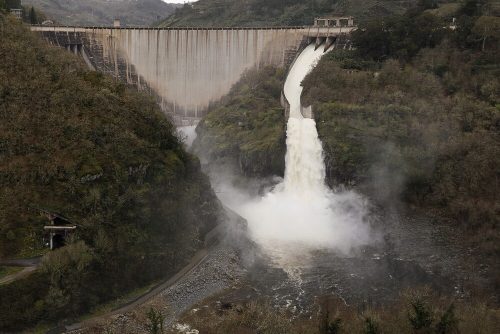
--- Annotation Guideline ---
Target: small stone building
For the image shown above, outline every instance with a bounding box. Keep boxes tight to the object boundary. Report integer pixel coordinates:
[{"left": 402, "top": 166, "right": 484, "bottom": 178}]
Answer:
[{"left": 314, "top": 17, "right": 355, "bottom": 28}]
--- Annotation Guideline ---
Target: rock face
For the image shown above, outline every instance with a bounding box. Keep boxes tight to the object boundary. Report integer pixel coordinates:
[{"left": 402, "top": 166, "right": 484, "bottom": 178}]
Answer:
[{"left": 34, "top": 27, "right": 305, "bottom": 124}]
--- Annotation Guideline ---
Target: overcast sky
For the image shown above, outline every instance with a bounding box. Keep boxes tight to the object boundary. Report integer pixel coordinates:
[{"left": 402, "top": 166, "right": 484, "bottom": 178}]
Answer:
[{"left": 162, "top": 0, "right": 197, "bottom": 3}]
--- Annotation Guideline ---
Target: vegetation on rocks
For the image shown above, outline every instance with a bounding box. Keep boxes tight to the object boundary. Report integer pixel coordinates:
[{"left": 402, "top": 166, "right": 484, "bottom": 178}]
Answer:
[
  {"left": 0, "top": 14, "right": 220, "bottom": 331},
  {"left": 158, "top": 0, "right": 420, "bottom": 27},
  {"left": 173, "top": 289, "right": 499, "bottom": 334},
  {"left": 193, "top": 66, "right": 287, "bottom": 177},
  {"left": 301, "top": 1, "right": 499, "bottom": 251}
]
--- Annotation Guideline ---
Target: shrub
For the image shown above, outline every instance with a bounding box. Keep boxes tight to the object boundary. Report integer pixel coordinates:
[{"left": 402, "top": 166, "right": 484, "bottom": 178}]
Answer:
[
  {"left": 146, "top": 307, "right": 165, "bottom": 334},
  {"left": 408, "top": 299, "right": 433, "bottom": 330}
]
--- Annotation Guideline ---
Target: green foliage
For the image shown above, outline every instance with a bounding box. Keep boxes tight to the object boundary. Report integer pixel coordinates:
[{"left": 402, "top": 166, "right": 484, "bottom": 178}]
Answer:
[
  {"left": 472, "top": 16, "right": 500, "bottom": 51},
  {"left": 5, "top": 0, "right": 20, "bottom": 10},
  {"left": 0, "top": 14, "right": 220, "bottom": 331},
  {"left": 28, "top": 6, "right": 36, "bottom": 24},
  {"left": 458, "top": 0, "right": 489, "bottom": 17},
  {"left": 21, "top": 0, "right": 177, "bottom": 26},
  {"left": 0, "top": 265, "right": 22, "bottom": 279},
  {"left": 353, "top": 1, "right": 500, "bottom": 59},
  {"left": 215, "top": 301, "right": 292, "bottom": 334},
  {"left": 158, "top": 0, "right": 417, "bottom": 27},
  {"left": 194, "top": 66, "right": 287, "bottom": 177},
  {"left": 408, "top": 299, "right": 433, "bottom": 330},
  {"left": 40, "top": 241, "right": 95, "bottom": 317},
  {"left": 364, "top": 315, "right": 380, "bottom": 334},
  {"left": 327, "top": 318, "right": 342, "bottom": 334},
  {"left": 184, "top": 293, "right": 498, "bottom": 334},
  {"left": 352, "top": 11, "right": 447, "bottom": 61},
  {"left": 435, "top": 304, "right": 459, "bottom": 334},
  {"left": 302, "top": 7, "right": 499, "bottom": 245},
  {"left": 146, "top": 307, "right": 165, "bottom": 334},
  {"left": 0, "top": 272, "right": 50, "bottom": 327}
]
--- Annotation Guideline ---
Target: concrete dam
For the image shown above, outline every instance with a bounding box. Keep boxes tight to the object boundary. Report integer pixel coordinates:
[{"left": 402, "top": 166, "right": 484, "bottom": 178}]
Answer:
[{"left": 31, "top": 25, "right": 355, "bottom": 124}]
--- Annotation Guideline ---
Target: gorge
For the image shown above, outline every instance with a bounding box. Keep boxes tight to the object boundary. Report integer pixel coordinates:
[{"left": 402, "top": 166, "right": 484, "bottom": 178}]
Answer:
[{"left": 0, "top": 1, "right": 498, "bottom": 332}]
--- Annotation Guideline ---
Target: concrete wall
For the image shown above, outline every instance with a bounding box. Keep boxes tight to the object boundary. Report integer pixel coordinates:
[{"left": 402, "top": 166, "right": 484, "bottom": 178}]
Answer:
[{"left": 32, "top": 26, "right": 355, "bottom": 124}]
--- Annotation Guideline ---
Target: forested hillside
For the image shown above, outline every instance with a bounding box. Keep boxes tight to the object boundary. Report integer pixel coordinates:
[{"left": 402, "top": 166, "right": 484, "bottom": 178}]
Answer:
[
  {"left": 21, "top": 0, "right": 178, "bottom": 26},
  {"left": 193, "top": 67, "right": 287, "bottom": 177},
  {"left": 194, "top": 0, "right": 499, "bottom": 257},
  {"left": 0, "top": 13, "right": 220, "bottom": 331},
  {"left": 159, "top": 0, "right": 420, "bottom": 27},
  {"left": 301, "top": 0, "right": 499, "bottom": 251}
]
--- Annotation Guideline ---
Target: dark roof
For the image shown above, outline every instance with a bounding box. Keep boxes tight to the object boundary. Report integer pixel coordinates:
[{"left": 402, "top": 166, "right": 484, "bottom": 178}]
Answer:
[{"left": 32, "top": 206, "right": 73, "bottom": 224}]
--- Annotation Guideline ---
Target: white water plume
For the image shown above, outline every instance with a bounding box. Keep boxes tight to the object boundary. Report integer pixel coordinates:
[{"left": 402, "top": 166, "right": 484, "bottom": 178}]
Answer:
[
  {"left": 232, "top": 44, "right": 372, "bottom": 257},
  {"left": 178, "top": 125, "right": 197, "bottom": 148}
]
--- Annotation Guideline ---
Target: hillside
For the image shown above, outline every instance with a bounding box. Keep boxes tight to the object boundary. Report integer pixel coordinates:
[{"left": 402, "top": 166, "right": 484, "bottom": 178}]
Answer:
[
  {"left": 0, "top": 13, "right": 220, "bottom": 331},
  {"left": 21, "top": 0, "right": 178, "bottom": 26},
  {"left": 159, "top": 0, "right": 421, "bottom": 27},
  {"left": 301, "top": 1, "right": 499, "bottom": 252},
  {"left": 193, "top": 67, "right": 287, "bottom": 178},
  {"left": 194, "top": 0, "right": 499, "bottom": 259}
]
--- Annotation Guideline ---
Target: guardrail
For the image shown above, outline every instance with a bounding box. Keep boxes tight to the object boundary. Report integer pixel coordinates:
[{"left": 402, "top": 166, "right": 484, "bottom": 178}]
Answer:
[
  {"left": 30, "top": 25, "right": 308, "bottom": 31},
  {"left": 29, "top": 25, "right": 357, "bottom": 35}
]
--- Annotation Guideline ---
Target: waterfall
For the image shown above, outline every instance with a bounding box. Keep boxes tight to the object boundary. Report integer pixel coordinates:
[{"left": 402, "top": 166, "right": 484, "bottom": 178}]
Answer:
[
  {"left": 283, "top": 44, "right": 328, "bottom": 195},
  {"left": 232, "top": 43, "right": 371, "bottom": 257}
]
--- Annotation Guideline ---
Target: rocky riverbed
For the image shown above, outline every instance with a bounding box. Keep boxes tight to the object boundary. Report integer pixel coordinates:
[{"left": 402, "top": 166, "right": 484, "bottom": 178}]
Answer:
[
  {"left": 69, "top": 205, "right": 496, "bottom": 334},
  {"left": 67, "top": 243, "right": 245, "bottom": 334}
]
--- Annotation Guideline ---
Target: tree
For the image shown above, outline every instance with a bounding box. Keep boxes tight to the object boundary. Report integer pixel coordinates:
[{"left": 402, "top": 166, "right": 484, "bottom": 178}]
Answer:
[
  {"left": 459, "top": 0, "right": 487, "bottom": 17},
  {"left": 5, "top": 0, "right": 20, "bottom": 10},
  {"left": 364, "top": 316, "right": 380, "bottom": 334},
  {"left": 435, "top": 304, "right": 459, "bottom": 334},
  {"left": 408, "top": 299, "right": 433, "bottom": 330},
  {"left": 418, "top": 0, "right": 438, "bottom": 10},
  {"left": 353, "top": 13, "right": 446, "bottom": 61},
  {"left": 352, "top": 20, "right": 391, "bottom": 61},
  {"left": 146, "top": 308, "right": 165, "bottom": 334},
  {"left": 29, "top": 6, "right": 37, "bottom": 24},
  {"left": 472, "top": 16, "right": 500, "bottom": 51}
]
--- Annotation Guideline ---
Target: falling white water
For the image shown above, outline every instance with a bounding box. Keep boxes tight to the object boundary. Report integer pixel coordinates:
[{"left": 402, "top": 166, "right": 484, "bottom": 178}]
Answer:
[
  {"left": 283, "top": 44, "right": 328, "bottom": 195},
  {"left": 227, "top": 44, "right": 372, "bottom": 260},
  {"left": 178, "top": 125, "right": 197, "bottom": 148}
]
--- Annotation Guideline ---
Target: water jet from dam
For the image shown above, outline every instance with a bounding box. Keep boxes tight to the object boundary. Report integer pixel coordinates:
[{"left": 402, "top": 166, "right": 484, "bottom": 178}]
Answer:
[{"left": 230, "top": 44, "right": 372, "bottom": 261}]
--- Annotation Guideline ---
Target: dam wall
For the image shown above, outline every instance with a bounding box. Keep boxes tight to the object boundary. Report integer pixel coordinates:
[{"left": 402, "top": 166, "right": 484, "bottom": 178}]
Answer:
[{"left": 31, "top": 26, "right": 355, "bottom": 124}]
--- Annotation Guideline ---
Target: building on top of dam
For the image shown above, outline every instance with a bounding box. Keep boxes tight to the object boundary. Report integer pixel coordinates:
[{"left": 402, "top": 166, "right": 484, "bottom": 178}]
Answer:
[{"left": 314, "top": 17, "right": 355, "bottom": 28}]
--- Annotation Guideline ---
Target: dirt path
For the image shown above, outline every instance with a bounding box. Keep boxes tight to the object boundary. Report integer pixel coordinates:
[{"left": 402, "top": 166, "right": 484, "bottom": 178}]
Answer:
[
  {"left": 0, "top": 257, "right": 41, "bottom": 285},
  {"left": 0, "top": 266, "right": 38, "bottom": 285},
  {"left": 62, "top": 248, "right": 211, "bottom": 333}
]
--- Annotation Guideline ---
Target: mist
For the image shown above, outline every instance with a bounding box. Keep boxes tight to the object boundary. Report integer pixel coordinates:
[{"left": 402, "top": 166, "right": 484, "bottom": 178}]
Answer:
[
  {"left": 178, "top": 125, "right": 198, "bottom": 148},
  {"left": 210, "top": 45, "right": 374, "bottom": 267}
]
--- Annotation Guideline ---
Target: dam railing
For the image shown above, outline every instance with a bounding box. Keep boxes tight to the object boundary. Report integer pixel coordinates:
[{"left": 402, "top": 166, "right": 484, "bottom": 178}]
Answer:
[{"left": 30, "top": 25, "right": 357, "bottom": 37}]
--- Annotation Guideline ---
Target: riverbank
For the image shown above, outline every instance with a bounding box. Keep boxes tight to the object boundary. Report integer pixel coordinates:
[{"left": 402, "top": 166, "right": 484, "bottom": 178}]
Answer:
[
  {"left": 67, "top": 243, "right": 245, "bottom": 334},
  {"left": 62, "top": 183, "right": 498, "bottom": 333}
]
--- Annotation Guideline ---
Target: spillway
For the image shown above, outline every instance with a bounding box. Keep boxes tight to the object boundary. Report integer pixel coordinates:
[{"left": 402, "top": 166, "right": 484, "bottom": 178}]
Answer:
[
  {"left": 233, "top": 43, "right": 371, "bottom": 258},
  {"left": 283, "top": 44, "right": 328, "bottom": 195}
]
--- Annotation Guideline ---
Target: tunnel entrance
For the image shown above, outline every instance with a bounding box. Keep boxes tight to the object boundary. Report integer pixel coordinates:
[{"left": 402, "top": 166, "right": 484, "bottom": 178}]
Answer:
[
  {"left": 38, "top": 208, "right": 77, "bottom": 250},
  {"left": 51, "top": 233, "right": 66, "bottom": 250}
]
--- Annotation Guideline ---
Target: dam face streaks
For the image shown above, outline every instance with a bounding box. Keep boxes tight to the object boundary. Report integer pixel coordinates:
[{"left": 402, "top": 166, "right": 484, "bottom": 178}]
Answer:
[{"left": 36, "top": 27, "right": 306, "bottom": 124}]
